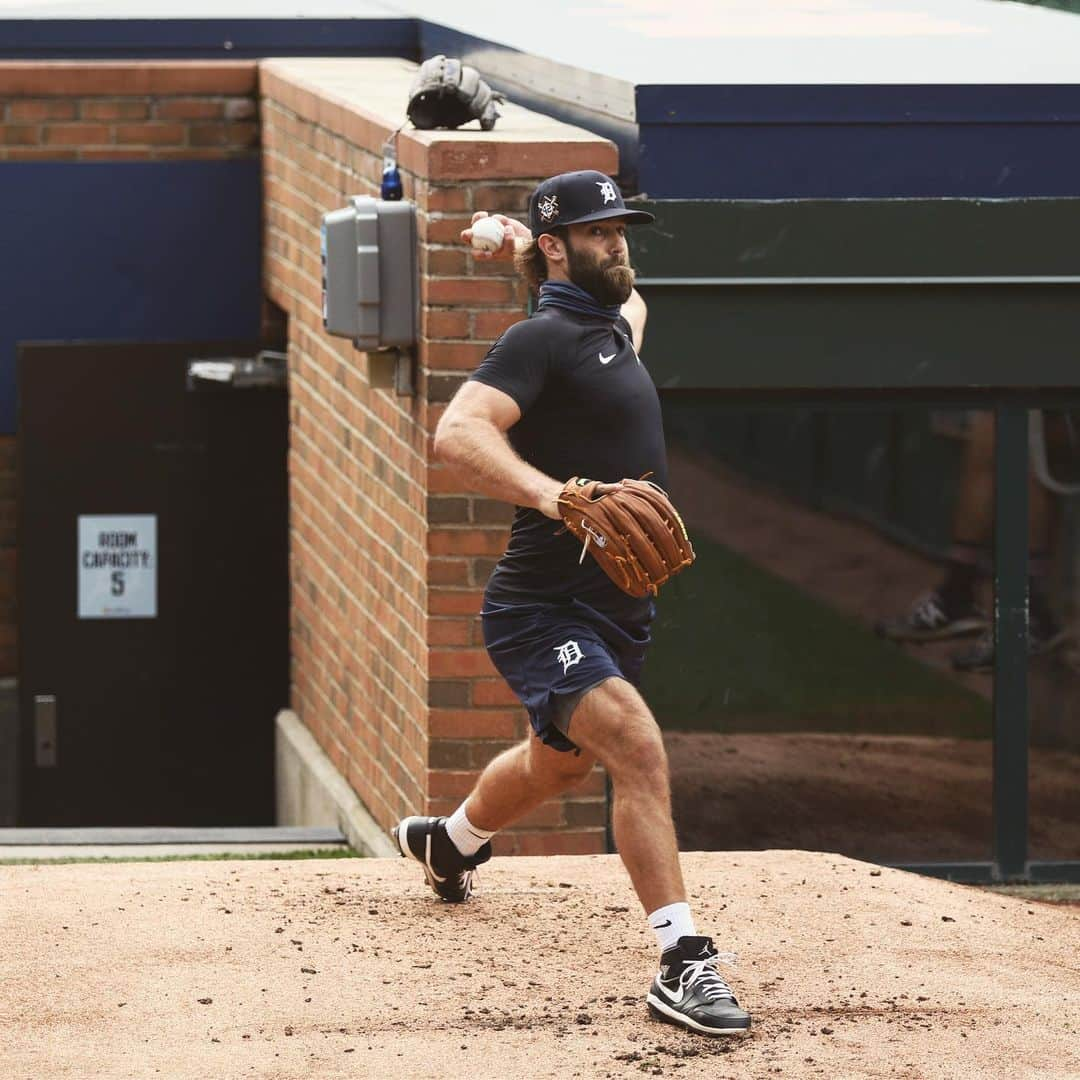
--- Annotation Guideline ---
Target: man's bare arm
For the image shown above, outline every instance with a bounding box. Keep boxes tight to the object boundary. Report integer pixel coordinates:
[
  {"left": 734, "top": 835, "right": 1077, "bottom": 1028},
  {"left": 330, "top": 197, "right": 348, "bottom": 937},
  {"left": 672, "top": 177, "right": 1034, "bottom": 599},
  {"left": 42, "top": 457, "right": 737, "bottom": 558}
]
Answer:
[
  {"left": 434, "top": 381, "right": 563, "bottom": 519},
  {"left": 621, "top": 287, "right": 647, "bottom": 353}
]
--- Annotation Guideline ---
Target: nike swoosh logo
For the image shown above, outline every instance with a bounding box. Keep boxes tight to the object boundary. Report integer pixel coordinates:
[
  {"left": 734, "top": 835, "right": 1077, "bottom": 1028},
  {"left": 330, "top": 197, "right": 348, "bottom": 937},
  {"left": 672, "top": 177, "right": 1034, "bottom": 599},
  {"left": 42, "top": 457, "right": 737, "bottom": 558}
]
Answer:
[
  {"left": 599, "top": 351, "right": 616, "bottom": 364},
  {"left": 656, "top": 980, "right": 685, "bottom": 1004},
  {"left": 654, "top": 919, "right": 673, "bottom": 928},
  {"left": 425, "top": 832, "right": 446, "bottom": 883}
]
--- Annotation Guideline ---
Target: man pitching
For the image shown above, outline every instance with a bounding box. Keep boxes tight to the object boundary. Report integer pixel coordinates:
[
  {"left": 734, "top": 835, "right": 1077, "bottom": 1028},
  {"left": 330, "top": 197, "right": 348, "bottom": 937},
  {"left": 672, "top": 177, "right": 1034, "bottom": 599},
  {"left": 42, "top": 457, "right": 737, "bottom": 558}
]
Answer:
[{"left": 393, "top": 170, "right": 750, "bottom": 1037}]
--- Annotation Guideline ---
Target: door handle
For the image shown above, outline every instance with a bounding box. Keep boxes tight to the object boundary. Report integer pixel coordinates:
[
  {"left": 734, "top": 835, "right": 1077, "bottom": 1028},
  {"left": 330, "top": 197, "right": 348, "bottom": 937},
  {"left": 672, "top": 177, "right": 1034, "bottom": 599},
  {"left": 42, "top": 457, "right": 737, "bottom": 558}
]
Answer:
[{"left": 34, "top": 694, "right": 57, "bottom": 767}]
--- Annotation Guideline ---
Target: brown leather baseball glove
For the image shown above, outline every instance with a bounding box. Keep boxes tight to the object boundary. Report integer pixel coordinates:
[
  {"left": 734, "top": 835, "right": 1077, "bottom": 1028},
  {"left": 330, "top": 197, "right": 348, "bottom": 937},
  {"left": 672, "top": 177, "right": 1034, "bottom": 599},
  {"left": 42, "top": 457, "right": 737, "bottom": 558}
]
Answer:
[{"left": 557, "top": 477, "right": 695, "bottom": 598}]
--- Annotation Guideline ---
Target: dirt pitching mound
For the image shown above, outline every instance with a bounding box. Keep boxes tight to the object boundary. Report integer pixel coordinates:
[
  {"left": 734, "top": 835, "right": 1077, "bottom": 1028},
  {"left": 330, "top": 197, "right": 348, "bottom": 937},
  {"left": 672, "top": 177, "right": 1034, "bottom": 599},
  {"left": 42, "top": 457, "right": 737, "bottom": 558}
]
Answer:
[{"left": 3, "top": 852, "right": 1078, "bottom": 1079}]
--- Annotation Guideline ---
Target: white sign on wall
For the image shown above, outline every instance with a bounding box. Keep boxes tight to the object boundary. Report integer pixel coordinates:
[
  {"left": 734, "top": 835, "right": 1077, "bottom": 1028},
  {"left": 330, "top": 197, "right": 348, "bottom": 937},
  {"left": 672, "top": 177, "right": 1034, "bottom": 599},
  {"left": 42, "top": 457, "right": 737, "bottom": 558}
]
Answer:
[{"left": 78, "top": 515, "right": 157, "bottom": 619}]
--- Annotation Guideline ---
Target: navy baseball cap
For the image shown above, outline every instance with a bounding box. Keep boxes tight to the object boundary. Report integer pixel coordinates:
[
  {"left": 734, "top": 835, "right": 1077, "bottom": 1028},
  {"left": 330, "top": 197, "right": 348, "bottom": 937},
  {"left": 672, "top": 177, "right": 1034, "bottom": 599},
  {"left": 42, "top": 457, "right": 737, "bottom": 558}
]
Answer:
[{"left": 528, "top": 170, "right": 654, "bottom": 237}]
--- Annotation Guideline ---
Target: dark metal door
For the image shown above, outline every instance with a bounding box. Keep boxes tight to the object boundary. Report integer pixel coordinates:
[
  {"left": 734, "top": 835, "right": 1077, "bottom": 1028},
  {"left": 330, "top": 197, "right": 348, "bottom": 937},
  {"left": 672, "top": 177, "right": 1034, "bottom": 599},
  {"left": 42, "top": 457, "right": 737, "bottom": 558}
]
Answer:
[{"left": 17, "top": 342, "right": 288, "bottom": 826}]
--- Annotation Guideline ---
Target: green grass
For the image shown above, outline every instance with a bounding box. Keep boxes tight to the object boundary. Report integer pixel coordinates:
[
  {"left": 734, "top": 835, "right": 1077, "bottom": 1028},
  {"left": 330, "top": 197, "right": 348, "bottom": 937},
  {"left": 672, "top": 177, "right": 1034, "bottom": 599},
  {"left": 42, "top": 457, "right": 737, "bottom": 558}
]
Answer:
[
  {"left": 643, "top": 533, "right": 989, "bottom": 736},
  {"left": 0, "top": 847, "right": 361, "bottom": 866}
]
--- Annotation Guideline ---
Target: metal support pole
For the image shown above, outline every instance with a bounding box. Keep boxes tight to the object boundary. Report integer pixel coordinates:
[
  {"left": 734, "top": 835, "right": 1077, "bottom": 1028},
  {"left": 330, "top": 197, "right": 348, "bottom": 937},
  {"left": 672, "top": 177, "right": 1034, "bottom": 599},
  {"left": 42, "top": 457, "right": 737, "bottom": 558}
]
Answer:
[{"left": 992, "top": 405, "right": 1029, "bottom": 881}]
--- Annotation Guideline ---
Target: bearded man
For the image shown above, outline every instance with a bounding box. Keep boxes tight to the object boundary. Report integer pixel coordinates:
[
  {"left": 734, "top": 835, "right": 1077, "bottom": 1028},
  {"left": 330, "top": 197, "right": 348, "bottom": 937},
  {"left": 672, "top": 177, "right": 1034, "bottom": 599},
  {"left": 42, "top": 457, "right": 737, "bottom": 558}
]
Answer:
[{"left": 393, "top": 171, "right": 751, "bottom": 1037}]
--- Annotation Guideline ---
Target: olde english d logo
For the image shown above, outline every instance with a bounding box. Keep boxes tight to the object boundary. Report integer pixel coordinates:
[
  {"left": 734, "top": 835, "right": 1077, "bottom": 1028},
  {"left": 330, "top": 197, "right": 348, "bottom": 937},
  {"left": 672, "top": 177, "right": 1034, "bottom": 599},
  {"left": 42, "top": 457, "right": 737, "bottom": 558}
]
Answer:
[{"left": 554, "top": 640, "right": 584, "bottom": 674}]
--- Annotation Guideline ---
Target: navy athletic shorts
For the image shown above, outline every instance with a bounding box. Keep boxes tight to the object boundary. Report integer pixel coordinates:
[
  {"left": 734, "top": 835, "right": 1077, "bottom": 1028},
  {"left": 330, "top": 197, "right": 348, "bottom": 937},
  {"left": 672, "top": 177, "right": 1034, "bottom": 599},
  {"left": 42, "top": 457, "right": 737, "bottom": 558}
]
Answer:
[{"left": 481, "top": 597, "right": 653, "bottom": 754}]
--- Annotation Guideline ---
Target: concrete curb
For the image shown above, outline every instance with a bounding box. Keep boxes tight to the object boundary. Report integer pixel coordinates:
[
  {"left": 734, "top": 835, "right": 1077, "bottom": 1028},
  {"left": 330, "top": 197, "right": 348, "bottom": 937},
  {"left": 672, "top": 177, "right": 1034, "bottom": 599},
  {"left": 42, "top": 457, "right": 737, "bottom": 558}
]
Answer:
[{"left": 275, "top": 709, "right": 397, "bottom": 858}]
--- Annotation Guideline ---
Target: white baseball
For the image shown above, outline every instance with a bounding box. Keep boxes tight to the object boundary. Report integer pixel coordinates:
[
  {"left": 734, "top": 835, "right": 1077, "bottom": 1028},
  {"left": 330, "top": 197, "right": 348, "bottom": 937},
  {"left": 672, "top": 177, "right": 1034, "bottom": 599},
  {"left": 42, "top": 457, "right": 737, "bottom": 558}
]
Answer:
[{"left": 470, "top": 215, "right": 505, "bottom": 253}]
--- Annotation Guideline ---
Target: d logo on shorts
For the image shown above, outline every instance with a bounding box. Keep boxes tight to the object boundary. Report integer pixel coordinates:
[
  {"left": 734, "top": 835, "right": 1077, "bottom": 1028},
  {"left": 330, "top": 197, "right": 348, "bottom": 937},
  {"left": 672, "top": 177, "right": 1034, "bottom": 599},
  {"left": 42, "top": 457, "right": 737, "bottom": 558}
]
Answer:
[{"left": 554, "top": 640, "right": 584, "bottom": 674}]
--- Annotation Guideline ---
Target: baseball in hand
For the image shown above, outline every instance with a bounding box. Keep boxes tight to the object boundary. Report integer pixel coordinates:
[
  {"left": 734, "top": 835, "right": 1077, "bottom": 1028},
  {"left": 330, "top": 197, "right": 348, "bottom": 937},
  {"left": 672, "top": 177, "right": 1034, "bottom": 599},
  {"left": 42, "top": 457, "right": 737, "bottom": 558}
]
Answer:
[{"left": 470, "top": 216, "right": 505, "bottom": 253}]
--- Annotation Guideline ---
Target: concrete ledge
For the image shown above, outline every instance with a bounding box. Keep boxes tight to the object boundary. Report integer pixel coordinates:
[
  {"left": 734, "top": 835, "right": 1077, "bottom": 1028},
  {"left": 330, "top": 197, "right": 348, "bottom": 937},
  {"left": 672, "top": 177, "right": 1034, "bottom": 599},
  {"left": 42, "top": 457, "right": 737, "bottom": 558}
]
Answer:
[
  {"left": 275, "top": 709, "right": 398, "bottom": 858},
  {"left": 260, "top": 57, "right": 618, "bottom": 180}
]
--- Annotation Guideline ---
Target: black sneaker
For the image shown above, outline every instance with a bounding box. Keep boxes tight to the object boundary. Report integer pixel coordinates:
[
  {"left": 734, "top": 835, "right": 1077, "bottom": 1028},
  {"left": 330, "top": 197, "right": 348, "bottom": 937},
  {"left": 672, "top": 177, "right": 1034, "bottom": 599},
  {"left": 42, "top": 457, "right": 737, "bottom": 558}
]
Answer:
[
  {"left": 392, "top": 816, "right": 491, "bottom": 903},
  {"left": 646, "top": 936, "right": 751, "bottom": 1036},
  {"left": 875, "top": 591, "right": 987, "bottom": 643},
  {"left": 950, "top": 620, "right": 1072, "bottom": 673}
]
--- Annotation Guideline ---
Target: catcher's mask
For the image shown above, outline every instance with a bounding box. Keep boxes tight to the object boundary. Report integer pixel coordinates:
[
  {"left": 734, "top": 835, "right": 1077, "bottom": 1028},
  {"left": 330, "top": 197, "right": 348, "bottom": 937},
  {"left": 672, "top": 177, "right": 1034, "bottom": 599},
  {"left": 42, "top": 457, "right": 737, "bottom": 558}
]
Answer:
[{"left": 407, "top": 55, "right": 504, "bottom": 131}]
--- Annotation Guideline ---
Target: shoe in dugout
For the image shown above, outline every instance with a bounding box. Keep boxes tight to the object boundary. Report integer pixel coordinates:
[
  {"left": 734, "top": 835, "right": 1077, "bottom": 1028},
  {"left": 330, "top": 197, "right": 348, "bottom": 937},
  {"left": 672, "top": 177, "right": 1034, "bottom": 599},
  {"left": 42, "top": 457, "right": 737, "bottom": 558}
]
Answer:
[
  {"left": 875, "top": 590, "right": 987, "bottom": 644},
  {"left": 950, "top": 615, "right": 1072, "bottom": 674},
  {"left": 646, "top": 935, "right": 751, "bottom": 1036}
]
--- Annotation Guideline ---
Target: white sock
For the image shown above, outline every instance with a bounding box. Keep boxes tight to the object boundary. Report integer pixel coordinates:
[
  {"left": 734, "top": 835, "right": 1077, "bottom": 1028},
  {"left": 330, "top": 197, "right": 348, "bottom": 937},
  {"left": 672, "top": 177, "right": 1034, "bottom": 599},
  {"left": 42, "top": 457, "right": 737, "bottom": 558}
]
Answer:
[
  {"left": 648, "top": 901, "right": 697, "bottom": 954},
  {"left": 444, "top": 803, "right": 496, "bottom": 857}
]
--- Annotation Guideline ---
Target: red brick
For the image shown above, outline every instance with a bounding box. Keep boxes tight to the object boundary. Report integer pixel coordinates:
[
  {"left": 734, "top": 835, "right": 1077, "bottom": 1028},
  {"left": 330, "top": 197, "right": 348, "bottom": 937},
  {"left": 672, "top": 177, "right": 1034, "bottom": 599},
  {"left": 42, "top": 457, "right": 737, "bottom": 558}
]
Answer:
[
  {"left": 514, "top": 802, "right": 566, "bottom": 828},
  {"left": 2, "top": 125, "right": 38, "bottom": 146},
  {"left": 500, "top": 829, "right": 605, "bottom": 856},
  {"left": 564, "top": 798, "right": 608, "bottom": 828},
  {"left": 428, "top": 529, "right": 507, "bottom": 557},
  {"left": 429, "top": 648, "right": 497, "bottom": 678},
  {"left": 422, "top": 341, "right": 491, "bottom": 372},
  {"left": 473, "top": 310, "right": 525, "bottom": 339},
  {"left": 0, "top": 147, "right": 76, "bottom": 160},
  {"left": 429, "top": 709, "right": 520, "bottom": 740},
  {"left": 110, "top": 123, "right": 183, "bottom": 145},
  {"left": 421, "top": 214, "right": 475, "bottom": 245},
  {"left": 81, "top": 100, "right": 150, "bottom": 121},
  {"left": 422, "top": 247, "right": 468, "bottom": 277},
  {"left": 424, "top": 278, "right": 514, "bottom": 306},
  {"left": 427, "top": 768, "right": 479, "bottom": 799},
  {"left": 472, "top": 184, "right": 533, "bottom": 214},
  {"left": 226, "top": 121, "right": 259, "bottom": 147},
  {"left": 44, "top": 123, "right": 111, "bottom": 145},
  {"left": 427, "top": 464, "right": 471, "bottom": 494},
  {"left": 8, "top": 100, "right": 75, "bottom": 121},
  {"left": 421, "top": 309, "right": 469, "bottom": 339},
  {"left": 0, "top": 62, "right": 257, "bottom": 97},
  {"left": 428, "top": 617, "right": 470, "bottom": 646},
  {"left": 428, "top": 739, "right": 473, "bottom": 769},
  {"left": 428, "top": 558, "right": 470, "bottom": 587},
  {"left": 472, "top": 679, "right": 520, "bottom": 707},
  {"left": 428, "top": 589, "right": 484, "bottom": 616},
  {"left": 424, "top": 185, "right": 471, "bottom": 212},
  {"left": 155, "top": 98, "right": 225, "bottom": 121}
]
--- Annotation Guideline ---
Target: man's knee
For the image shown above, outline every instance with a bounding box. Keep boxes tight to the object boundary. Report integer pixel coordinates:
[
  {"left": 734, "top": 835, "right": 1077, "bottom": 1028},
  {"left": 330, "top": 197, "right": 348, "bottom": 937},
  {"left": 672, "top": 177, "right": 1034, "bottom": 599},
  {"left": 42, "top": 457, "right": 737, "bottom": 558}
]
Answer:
[
  {"left": 608, "top": 726, "right": 668, "bottom": 783},
  {"left": 571, "top": 680, "right": 668, "bottom": 781},
  {"left": 527, "top": 735, "right": 595, "bottom": 788}
]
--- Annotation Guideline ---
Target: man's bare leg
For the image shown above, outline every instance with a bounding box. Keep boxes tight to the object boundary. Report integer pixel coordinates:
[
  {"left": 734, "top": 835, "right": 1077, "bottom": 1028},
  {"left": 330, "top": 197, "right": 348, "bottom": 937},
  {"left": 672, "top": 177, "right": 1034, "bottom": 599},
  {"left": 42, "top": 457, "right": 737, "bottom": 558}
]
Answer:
[
  {"left": 562, "top": 677, "right": 686, "bottom": 914},
  {"left": 464, "top": 736, "right": 596, "bottom": 832}
]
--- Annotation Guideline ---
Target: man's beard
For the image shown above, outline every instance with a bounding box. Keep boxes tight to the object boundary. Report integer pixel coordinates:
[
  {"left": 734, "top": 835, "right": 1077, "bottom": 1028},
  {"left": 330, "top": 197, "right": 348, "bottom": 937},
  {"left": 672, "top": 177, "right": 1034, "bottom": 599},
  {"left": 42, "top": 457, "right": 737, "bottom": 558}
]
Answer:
[{"left": 566, "top": 238, "right": 635, "bottom": 306}]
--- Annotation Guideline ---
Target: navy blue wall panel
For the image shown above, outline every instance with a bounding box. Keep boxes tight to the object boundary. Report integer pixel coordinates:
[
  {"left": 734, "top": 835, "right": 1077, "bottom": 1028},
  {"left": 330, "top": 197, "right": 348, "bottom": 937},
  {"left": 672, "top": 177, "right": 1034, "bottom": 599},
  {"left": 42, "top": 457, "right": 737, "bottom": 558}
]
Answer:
[
  {"left": 637, "top": 85, "right": 1080, "bottom": 199},
  {"left": 0, "top": 160, "right": 262, "bottom": 433},
  {"left": 0, "top": 19, "right": 417, "bottom": 59}
]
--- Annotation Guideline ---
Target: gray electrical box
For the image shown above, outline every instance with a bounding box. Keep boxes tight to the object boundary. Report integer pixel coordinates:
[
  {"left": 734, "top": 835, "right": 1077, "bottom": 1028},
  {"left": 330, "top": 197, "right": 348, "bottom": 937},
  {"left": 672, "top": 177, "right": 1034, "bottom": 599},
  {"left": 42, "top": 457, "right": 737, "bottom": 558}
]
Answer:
[{"left": 322, "top": 196, "right": 419, "bottom": 350}]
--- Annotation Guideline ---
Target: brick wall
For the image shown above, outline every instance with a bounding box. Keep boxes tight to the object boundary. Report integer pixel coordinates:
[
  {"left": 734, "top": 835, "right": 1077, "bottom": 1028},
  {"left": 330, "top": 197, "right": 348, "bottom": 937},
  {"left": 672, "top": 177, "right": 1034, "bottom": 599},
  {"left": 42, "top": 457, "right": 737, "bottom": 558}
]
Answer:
[
  {"left": 0, "top": 61, "right": 261, "bottom": 678},
  {"left": 261, "top": 58, "right": 617, "bottom": 854},
  {"left": 0, "top": 62, "right": 259, "bottom": 160}
]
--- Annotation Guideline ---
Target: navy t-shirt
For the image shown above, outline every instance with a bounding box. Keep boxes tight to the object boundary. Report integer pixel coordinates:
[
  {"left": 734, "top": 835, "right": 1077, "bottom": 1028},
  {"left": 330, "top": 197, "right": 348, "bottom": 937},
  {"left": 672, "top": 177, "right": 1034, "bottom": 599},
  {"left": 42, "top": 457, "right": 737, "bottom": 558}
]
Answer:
[{"left": 468, "top": 306, "right": 667, "bottom": 625}]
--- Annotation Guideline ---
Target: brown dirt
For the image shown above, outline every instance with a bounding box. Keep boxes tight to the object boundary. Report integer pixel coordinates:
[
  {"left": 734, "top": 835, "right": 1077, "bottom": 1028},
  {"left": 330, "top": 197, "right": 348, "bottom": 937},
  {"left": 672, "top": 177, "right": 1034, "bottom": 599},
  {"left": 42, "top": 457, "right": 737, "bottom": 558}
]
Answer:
[
  {"left": 3, "top": 853, "right": 1079, "bottom": 1079},
  {"left": 666, "top": 732, "right": 1080, "bottom": 863}
]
